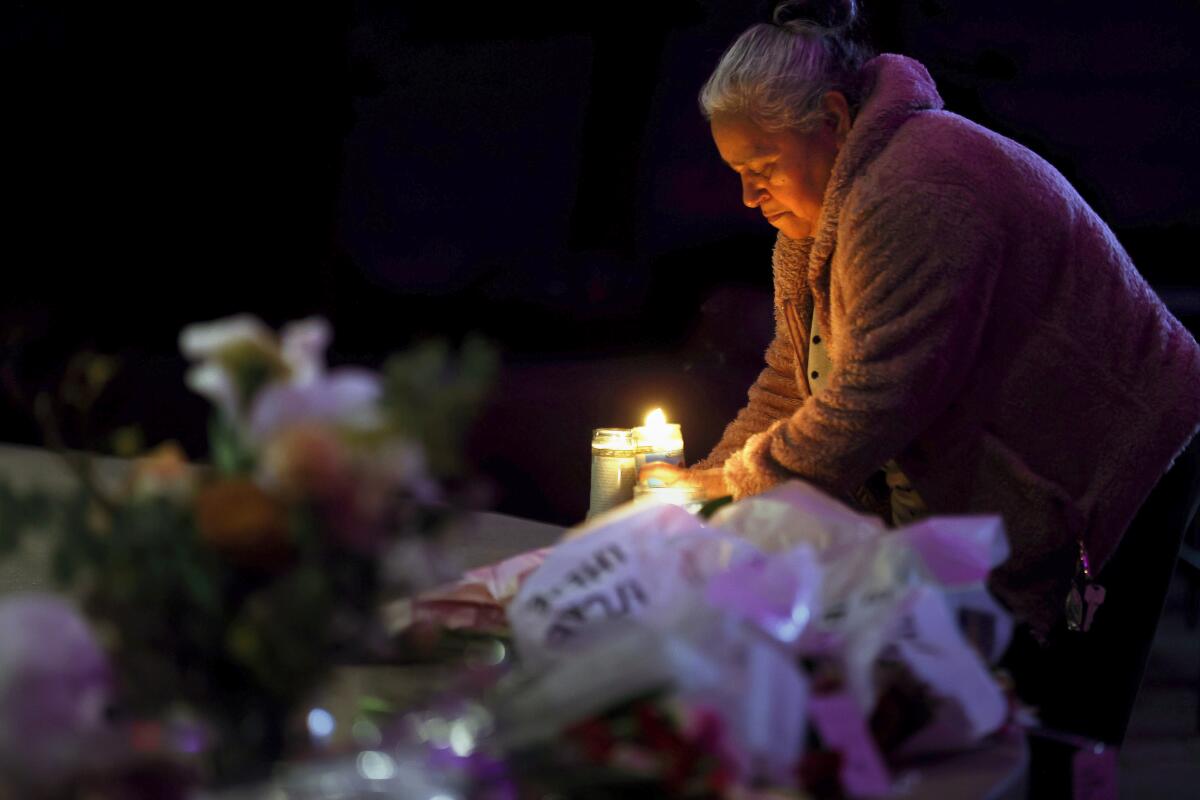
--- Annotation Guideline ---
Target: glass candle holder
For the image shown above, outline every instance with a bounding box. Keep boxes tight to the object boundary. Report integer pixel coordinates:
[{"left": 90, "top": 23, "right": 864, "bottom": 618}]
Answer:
[
  {"left": 633, "top": 482, "right": 706, "bottom": 512},
  {"left": 632, "top": 421, "right": 685, "bottom": 473},
  {"left": 589, "top": 428, "right": 637, "bottom": 518}
]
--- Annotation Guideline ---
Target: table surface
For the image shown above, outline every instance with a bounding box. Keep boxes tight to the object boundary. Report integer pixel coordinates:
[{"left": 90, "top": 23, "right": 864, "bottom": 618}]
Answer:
[{"left": 0, "top": 442, "right": 1025, "bottom": 799}]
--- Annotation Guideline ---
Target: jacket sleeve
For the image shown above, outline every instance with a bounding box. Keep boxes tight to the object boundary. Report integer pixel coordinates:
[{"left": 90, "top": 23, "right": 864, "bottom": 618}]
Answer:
[
  {"left": 691, "top": 236, "right": 812, "bottom": 471},
  {"left": 691, "top": 331, "right": 804, "bottom": 469},
  {"left": 723, "top": 178, "right": 1004, "bottom": 498}
]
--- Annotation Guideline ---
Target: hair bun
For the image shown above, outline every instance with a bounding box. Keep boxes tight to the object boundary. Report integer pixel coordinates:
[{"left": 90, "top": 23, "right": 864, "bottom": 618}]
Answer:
[{"left": 772, "top": 0, "right": 857, "bottom": 33}]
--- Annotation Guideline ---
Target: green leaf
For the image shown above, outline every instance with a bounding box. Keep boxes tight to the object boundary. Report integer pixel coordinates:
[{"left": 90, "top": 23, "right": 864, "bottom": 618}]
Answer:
[
  {"left": 51, "top": 544, "right": 78, "bottom": 584},
  {"left": 697, "top": 495, "right": 734, "bottom": 519},
  {"left": 380, "top": 336, "right": 499, "bottom": 477},
  {"left": 0, "top": 482, "right": 59, "bottom": 556},
  {"left": 208, "top": 414, "right": 256, "bottom": 475}
]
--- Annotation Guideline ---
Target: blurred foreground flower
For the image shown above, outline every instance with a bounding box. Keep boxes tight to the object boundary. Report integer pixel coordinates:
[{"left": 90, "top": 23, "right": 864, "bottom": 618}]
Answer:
[
  {"left": 248, "top": 368, "right": 383, "bottom": 443},
  {"left": 0, "top": 594, "right": 113, "bottom": 789},
  {"left": 0, "top": 314, "right": 499, "bottom": 789},
  {"left": 125, "top": 441, "right": 195, "bottom": 501},
  {"left": 194, "top": 478, "right": 292, "bottom": 566},
  {"left": 179, "top": 314, "right": 291, "bottom": 424}
]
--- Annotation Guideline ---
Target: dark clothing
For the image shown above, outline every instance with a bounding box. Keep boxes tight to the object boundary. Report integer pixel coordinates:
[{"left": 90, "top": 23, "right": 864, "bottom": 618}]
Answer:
[{"left": 1001, "top": 434, "right": 1200, "bottom": 792}]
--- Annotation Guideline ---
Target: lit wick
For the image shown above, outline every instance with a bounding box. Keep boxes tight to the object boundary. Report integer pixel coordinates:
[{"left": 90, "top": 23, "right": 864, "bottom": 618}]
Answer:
[{"left": 633, "top": 408, "right": 684, "bottom": 474}]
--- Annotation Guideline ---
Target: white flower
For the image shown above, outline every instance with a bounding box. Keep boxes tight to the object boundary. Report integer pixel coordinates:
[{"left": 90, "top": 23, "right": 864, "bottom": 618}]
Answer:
[
  {"left": 279, "top": 317, "right": 332, "bottom": 385},
  {"left": 179, "top": 314, "right": 286, "bottom": 423},
  {"left": 178, "top": 314, "right": 276, "bottom": 361},
  {"left": 179, "top": 315, "right": 339, "bottom": 431}
]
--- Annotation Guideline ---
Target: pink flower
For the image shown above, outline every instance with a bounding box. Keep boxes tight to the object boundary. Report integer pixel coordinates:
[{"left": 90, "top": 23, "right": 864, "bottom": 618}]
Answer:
[
  {"left": 0, "top": 594, "right": 113, "bottom": 788},
  {"left": 256, "top": 424, "right": 432, "bottom": 553},
  {"left": 247, "top": 369, "right": 383, "bottom": 444},
  {"left": 257, "top": 424, "right": 355, "bottom": 501}
]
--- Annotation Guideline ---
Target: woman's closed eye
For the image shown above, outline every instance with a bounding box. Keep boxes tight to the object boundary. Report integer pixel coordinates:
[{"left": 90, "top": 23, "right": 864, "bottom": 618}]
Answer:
[{"left": 746, "top": 162, "right": 776, "bottom": 181}]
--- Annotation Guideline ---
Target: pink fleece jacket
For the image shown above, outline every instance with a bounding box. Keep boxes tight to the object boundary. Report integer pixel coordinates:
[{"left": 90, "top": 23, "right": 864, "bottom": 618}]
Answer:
[{"left": 694, "top": 54, "right": 1200, "bottom": 637}]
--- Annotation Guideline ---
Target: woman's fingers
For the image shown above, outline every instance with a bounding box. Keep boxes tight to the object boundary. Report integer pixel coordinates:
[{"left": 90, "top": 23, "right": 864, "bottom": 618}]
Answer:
[{"left": 638, "top": 462, "right": 686, "bottom": 485}]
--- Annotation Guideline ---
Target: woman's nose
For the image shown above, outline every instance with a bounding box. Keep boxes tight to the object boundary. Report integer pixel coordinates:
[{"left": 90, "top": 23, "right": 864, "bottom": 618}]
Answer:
[{"left": 741, "top": 175, "right": 767, "bottom": 208}]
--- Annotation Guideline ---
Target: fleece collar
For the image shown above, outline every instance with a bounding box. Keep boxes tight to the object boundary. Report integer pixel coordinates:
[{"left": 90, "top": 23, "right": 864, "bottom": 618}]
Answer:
[{"left": 778, "top": 54, "right": 944, "bottom": 334}]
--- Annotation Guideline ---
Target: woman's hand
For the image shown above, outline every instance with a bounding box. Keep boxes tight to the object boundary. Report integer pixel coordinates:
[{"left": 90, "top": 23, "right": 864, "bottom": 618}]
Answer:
[
  {"left": 638, "top": 462, "right": 688, "bottom": 487},
  {"left": 638, "top": 464, "right": 730, "bottom": 500}
]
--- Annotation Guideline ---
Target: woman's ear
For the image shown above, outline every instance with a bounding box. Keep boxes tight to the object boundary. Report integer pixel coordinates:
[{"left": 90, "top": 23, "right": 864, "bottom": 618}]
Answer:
[{"left": 823, "top": 91, "right": 852, "bottom": 145}]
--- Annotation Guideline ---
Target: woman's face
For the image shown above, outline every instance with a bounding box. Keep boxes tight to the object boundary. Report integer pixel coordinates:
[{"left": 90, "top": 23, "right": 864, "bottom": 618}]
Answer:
[{"left": 710, "top": 93, "right": 849, "bottom": 240}]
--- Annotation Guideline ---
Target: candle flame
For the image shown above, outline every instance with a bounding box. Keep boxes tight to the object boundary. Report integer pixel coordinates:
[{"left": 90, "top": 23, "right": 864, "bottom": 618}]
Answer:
[{"left": 645, "top": 408, "right": 667, "bottom": 426}]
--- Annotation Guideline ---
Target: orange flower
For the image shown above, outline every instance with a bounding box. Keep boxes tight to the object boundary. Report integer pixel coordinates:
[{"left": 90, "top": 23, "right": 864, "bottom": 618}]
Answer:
[
  {"left": 194, "top": 479, "right": 291, "bottom": 566},
  {"left": 126, "top": 442, "right": 195, "bottom": 501}
]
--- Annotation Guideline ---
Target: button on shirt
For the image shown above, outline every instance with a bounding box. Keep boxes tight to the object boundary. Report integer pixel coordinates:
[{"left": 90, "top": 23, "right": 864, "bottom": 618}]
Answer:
[{"left": 807, "top": 315, "right": 928, "bottom": 526}]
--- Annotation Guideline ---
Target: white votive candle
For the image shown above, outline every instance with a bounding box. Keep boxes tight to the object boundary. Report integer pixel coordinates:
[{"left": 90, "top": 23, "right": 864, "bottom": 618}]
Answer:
[{"left": 632, "top": 408, "right": 685, "bottom": 473}]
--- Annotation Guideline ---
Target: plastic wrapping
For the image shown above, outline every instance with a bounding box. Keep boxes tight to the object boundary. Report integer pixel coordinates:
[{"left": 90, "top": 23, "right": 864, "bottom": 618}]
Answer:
[
  {"left": 508, "top": 502, "right": 742, "bottom": 664},
  {"left": 433, "top": 479, "right": 1016, "bottom": 791}
]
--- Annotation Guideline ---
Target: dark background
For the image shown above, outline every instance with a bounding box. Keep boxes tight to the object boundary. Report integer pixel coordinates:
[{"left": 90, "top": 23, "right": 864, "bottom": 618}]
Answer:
[{"left": 5, "top": 1, "right": 1200, "bottom": 524}]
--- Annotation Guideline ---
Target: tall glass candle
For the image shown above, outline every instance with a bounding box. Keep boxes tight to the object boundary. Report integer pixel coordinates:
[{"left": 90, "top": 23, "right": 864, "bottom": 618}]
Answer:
[{"left": 589, "top": 428, "right": 637, "bottom": 518}]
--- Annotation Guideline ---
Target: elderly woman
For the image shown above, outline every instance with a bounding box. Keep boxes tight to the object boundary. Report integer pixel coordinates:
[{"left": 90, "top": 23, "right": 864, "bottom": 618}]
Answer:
[{"left": 650, "top": 0, "right": 1200, "bottom": 749}]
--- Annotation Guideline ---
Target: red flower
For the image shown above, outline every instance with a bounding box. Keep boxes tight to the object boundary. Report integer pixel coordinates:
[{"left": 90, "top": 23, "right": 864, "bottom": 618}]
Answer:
[{"left": 567, "top": 717, "right": 616, "bottom": 762}]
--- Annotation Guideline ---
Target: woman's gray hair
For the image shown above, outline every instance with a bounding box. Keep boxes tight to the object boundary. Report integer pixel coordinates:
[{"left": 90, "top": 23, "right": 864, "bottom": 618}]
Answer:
[{"left": 699, "top": 0, "right": 873, "bottom": 133}]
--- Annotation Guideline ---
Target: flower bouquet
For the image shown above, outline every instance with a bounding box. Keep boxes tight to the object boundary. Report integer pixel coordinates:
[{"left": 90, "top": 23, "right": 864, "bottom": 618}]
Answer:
[
  {"left": 0, "top": 316, "right": 497, "bottom": 795},
  {"left": 397, "top": 486, "right": 1021, "bottom": 799}
]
